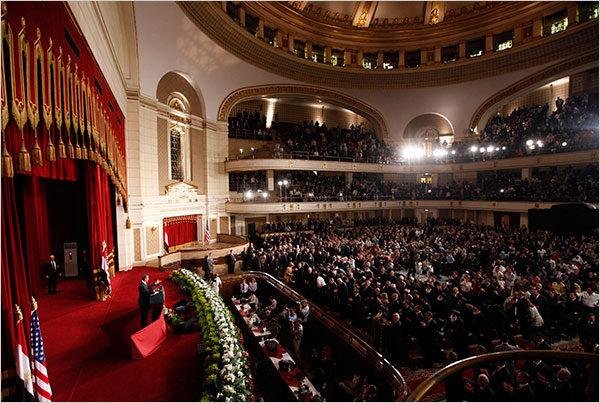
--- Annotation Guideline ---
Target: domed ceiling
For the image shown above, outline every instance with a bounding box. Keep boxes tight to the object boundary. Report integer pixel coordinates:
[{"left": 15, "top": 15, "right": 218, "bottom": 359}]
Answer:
[{"left": 282, "top": 1, "right": 478, "bottom": 29}]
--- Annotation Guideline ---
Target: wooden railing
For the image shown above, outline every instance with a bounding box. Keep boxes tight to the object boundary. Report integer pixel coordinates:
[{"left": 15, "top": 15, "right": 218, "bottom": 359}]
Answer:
[
  {"left": 407, "top": 350, "right": 599, "bottom": 402},
  {"left": 219, "top": 271, "right": 409, "bottom": 401}
]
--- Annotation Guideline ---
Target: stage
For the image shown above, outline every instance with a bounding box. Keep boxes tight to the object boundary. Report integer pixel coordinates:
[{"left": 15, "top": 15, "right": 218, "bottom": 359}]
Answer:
[{"left": 36, "top": 267, "right": 200, "bottom": 402}]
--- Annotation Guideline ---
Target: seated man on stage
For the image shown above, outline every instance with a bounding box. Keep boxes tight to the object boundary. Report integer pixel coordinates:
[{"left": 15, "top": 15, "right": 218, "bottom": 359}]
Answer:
[{"left": 138, "top": 274, "right": 162, "bottom": 328}]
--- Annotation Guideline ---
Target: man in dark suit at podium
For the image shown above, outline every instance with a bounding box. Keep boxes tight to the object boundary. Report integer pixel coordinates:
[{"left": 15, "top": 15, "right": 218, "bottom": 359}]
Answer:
[{"left": 138, "top": 274, "right": 161, "bottom": 328}]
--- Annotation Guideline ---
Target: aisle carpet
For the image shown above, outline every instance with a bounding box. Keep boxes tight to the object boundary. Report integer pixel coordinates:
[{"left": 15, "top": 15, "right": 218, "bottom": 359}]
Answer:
[{"left": 36, "top": 267, "right": 199, "bottom": 402}]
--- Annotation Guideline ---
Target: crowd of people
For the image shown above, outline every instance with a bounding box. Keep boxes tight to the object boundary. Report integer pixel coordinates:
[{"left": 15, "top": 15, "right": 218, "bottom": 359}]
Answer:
[
  {"left": 258, "top": 94, "right": 598, "bottom": 164},
  {"left": 228, "top": 110, "right": 274, "bottom": 139},
  {"left": 280, "top": 121, "right": 396, "bottom": 163},
  {"left": 229, "top": 171, "right": 267, "bottom": 193},
  {"left": 475, "top": 94, "right": 599, "bottom": 158},
  {"left": 233, "top": 165, "right": 598, "bottom": 203},
  {"left": 239, "top": 220, "right": 598, "bottom": 375}
]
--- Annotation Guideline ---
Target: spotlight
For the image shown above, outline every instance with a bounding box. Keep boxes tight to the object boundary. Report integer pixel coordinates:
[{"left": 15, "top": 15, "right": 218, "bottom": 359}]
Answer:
[
  {"left": 278, "top": 181, "right": 283, "bottom": 186},
  {"left": 562, "top": 142, "right": 567, "bottom": 146},
  {"left": 262, "top": 192, "right": 268, "bottom": 199},
  {"left": 495, "top": 147, "right": 500, "bottom": 151},
  {"left": 451, "top": 150, "right": 456, "bottom": 155},
  {"left": 246, "top": 190, "right": 253, "bottom": 200},
  {"left": 283, "top": 180, "right": 288, "bottom": 186},
  {"left": 479, "top": 147, "right": 485, "bottom": 153},
  {"left": 500, "top": 189, "right": 504, "bottom": 193},
  {"left": 501, "top": 146, "right": 506, "bottom": 150},
  {"left": 433, "top": 149, "right": 448, "bottom": 157},
  {"left": 486, "top": 146, "right": 494, "bottom": 153},
  {"left": 526, "top": 140, "right": 533, "bottom": 146},
  {"left": 470, "top": 146, "right": 478, "bottom": 152}
]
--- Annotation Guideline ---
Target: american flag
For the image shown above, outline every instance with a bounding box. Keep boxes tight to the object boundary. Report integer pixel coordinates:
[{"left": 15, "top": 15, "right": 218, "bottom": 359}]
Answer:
[
  {"left": 102, "top": 240, "right": 112, "bottom": 294},
  {"left": 30, "top": 310, "right": 52, "bottom": 402},
  {"left": 205, "top": 220, "right": 211, "bottom": 243}
]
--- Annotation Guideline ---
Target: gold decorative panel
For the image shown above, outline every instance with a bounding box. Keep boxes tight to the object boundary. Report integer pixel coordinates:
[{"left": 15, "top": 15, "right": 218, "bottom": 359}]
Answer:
[{"left": 145, "top": 226, "right": 160, "bottom": 256}]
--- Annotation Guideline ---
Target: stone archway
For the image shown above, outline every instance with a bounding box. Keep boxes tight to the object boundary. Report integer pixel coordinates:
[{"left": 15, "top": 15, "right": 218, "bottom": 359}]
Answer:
[{"left": 217, "top": 84, "right": 389, "bottom": 138}]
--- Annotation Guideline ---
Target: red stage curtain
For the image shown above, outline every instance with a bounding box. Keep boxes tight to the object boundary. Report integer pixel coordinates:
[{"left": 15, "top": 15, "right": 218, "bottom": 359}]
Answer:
[
  {"left": 21, "top": 177, "right": 51, "bottom": 295},
  {"left": 85, "top": 164, "right": 115, "bottom": 274},
  {"left": 1, "top": 178, "right": 35, "bottom": 377},
  {"left": 163, "top": 215, "right": 198, "bottom": 250}
]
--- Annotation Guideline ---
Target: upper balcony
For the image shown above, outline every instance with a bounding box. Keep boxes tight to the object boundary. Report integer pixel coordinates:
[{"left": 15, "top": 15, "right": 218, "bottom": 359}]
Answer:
[{"left": 225, "top": 149, "right": 599, "bottom": 174}]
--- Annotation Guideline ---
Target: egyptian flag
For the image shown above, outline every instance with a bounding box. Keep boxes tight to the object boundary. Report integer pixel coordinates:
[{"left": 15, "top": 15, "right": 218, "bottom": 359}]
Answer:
[
  {"left": 15, "top": 305, "right": 34, "bottom": 401},
  {"left": 164, "top": 229, "right": 170, "bottom": 254}
]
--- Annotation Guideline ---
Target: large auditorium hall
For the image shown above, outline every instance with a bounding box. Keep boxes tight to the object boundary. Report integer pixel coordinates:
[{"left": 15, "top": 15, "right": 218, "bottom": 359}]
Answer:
[{"left": 1, "top": 1, "right": 598, "bottom": 402}]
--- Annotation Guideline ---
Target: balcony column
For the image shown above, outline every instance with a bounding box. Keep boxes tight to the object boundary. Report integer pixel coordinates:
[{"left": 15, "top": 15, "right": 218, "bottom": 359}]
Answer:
[
  {"left": 288, "top": 33, "right": 295, "bottom": 54},
  {"left": 567, "top": 2, "right": 578, "bottom": 25},
  {"left": 275, "top": 30, "right": 283, "bottom": 48},
  {"left": 306, "top": 42, "right": 313, "bottom": 60},
  {"left": 434, "top": 47, "right": 441, "bottom": 64},
  {"left": 357, "top": 49, "right": 364, "bottom": 67},
  {"left": 258, "top": 18, "right": 264, "bottom": 39},
  {"left": 344, "top": 50, "right": 352, "bottom": 67},
  {"left": 485, "top": 33, "right": 493, "bottom": 53},
  {"left": 459, "top": 41, "right": 466, "bottom": 59},
  {"left": 325, "top": 46, "right": 332, "bottom": 64},
  {"left": 521, "top": 167, "right": 531, "bottom": 180},
  {"left": 377, "top": 51, "right": 383, "bottom": 69},
  {"left": 238, "top": 7, "right": 246, "bottom": 28},
  {"left": 267, "top": 170, "right": 274, "bottom": 192},
  {"left": 533, "top": 17, "right": 542, "bottom": 37},
  {"left": 399, "top": 50, "right": 405, "bottom": 68},
  {"left": 345, "top": 172, "right": 353, "bottom": 187},
  {"left": 514, "top": 25, "right": 523, "bottom": 44}
]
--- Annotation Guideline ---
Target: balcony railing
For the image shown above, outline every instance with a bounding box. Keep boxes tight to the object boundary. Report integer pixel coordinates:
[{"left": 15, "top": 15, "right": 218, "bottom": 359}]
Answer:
[{"left": 407, "top": 349, "right": 598, "bottom": 401}]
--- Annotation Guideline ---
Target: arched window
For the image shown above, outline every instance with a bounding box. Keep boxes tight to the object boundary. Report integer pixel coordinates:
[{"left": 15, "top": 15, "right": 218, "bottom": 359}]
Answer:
[{"left": 168, "top": 95, "right": 190, "bottom": 181}]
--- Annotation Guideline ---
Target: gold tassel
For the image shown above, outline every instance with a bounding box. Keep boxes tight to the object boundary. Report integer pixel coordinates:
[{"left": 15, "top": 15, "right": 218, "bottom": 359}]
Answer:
[
  {"left": 75, "top": 142, "right": 81, "bottom": 159},
  {"left": 32, "top": 137, "right": 43, "bottom": 167},
  {"left": 17, "top": 135, "right": 31, "bottom": 172},
  {"left": 57, "top": 129, "right": 66, "bottom": 159},
  {"left": 46, "top": 136, "right": 56, "bottom": 162},
  {"left": 2, "top": 139, "right": 14, "bottom": 178},
  {"left": 65, "top": 131, "right": 73, "bottom": 159},
  {"left": 81, "top": 141, "right": 88, "bottom": 159}
]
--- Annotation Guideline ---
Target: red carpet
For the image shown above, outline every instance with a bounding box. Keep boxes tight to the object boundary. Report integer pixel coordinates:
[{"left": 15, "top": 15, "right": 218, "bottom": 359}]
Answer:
[{"left": 36, "top": 267, "right": 200, "bottom": 402}]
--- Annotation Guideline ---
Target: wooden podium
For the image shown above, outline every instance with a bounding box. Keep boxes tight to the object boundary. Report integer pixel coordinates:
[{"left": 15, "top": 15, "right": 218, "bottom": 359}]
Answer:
[{"left": 149, "top": 285, "right": 165, "bottom": 322}]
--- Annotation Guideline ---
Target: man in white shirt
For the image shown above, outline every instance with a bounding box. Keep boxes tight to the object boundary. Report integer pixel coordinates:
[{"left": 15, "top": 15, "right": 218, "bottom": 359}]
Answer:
[{"left": 579, "top": 287, "right": 599, "bottom": 313}]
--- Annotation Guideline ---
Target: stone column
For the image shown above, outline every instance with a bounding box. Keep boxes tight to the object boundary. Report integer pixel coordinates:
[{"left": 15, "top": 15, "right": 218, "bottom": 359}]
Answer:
[
  {"left": 258, "top": 18, "right": 264, "bottom": 39},
  {"left": 485, "top": 34, "right": 493, "bottom": 53},
  {"left": 288, "top": 33, "right": 295, "bottom": 53},
  {"left": 306, "top": 42, "right": 312, "bottom": 60},
  {"left": 325, "top": 46, "right": 332, "bottom": 64},
  {"left": 267, "top": 170, "right": 274, "bottom": 191},
  {"left": 434, "top": 47, "right": 441, "bottom": 64},
  {"left": 521, "top": 167, "right": 531, "bottom": 180},
  {"left": 345, "top": 172, "right": 353, "bottom": 186},
  {"left": 238, "top": 7, "right": 245, "bottom": 28},
  {"left": 533, "top": 17, "right": 542, "bottom": 37},
  {"left": 459, "top": 41, "right": 466, "bottom": 59}
]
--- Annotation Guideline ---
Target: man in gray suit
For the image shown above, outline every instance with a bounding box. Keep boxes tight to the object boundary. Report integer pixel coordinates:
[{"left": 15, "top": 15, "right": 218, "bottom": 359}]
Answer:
[{"left": 205, "top": 252, "right": 215, "bottom": 279}]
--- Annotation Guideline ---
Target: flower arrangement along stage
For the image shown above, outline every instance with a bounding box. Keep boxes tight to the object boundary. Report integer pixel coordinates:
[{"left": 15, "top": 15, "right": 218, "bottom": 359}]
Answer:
[{"left": 169, "top": 269, "right": 253, "bottom": 402}]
